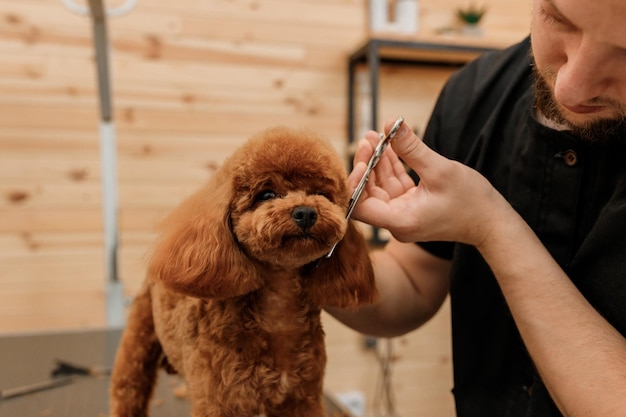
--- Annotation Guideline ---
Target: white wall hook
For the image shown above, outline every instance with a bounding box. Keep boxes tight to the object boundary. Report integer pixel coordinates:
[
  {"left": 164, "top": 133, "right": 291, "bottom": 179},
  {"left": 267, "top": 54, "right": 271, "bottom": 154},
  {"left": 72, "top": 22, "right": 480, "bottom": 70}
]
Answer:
[{"left": 61, "top": 0, "right": 137, "bottom": 18}]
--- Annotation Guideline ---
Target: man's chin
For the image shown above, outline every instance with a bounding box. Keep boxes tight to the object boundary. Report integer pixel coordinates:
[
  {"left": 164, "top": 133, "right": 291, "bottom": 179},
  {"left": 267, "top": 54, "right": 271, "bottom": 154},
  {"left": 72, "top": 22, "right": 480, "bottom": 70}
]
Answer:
[
  {"left": 569, "top": 118, "right": 626, "bottom": 144},
  {"left": 551, "top": 111, "right": 626, "bottom": 143}
]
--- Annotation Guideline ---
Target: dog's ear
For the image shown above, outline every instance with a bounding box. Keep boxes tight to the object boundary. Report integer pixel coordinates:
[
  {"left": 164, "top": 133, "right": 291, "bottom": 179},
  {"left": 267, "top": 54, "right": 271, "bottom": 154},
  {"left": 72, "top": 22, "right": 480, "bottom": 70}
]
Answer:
[
  {"left": 148, "top": 171, "right": 263, "bottom": 299},
  {"left": 306, "top": 221, "right": 378, "bottom": 308}
]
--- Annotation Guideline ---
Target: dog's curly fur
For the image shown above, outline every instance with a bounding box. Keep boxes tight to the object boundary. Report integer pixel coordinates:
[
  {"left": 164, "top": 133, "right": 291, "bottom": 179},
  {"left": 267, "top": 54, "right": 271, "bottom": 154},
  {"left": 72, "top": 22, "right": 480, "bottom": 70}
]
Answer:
[{"left": 109, "top": 126, "right": 377, "bottom": 417}]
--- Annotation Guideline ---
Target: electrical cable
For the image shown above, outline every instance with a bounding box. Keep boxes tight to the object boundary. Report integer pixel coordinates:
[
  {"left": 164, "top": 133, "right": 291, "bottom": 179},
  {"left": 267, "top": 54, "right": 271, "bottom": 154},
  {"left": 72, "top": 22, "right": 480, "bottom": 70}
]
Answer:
[{"left": 372, "top": 339, "right": 402, "bottom": 417}]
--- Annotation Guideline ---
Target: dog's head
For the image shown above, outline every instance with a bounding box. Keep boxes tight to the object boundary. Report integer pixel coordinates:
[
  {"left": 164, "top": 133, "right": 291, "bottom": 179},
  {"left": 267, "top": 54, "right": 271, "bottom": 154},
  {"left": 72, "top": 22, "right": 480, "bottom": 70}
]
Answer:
[
  {"left": 229, "top": 127, "right": 350, "bottom": 268},
  {"left": 149, "top": 126, "right": 376, "bottom": 308}
]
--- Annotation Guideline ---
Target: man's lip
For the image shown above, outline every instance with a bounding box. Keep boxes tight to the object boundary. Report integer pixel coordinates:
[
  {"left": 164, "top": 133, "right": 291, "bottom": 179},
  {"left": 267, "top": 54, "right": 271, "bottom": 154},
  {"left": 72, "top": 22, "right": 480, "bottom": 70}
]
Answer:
[{"left": 562, "top": 104, "right": 606, "bottom": 114}]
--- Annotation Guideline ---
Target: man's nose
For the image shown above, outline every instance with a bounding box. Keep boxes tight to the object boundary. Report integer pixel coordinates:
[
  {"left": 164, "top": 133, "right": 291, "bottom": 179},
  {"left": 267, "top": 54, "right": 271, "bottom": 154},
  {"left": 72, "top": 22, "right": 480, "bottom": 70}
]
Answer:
[{"left": 553, "top": 39, "right": 615, "bottom": 106}]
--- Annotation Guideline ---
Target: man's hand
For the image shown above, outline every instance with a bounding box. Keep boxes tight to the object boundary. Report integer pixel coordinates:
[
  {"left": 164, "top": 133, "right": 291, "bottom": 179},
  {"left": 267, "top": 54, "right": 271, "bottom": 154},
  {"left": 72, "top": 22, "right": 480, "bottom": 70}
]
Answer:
[{"left": 347, "top": 119, "right": 515, "bottom": 247}]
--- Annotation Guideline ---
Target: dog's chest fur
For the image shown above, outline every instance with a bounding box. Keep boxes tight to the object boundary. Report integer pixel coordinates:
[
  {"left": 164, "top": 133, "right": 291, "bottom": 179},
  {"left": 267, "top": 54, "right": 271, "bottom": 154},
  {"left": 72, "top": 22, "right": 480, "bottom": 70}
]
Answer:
[
  {"left": 254, "top": 271, "right": 323, "bottom": 368},
  {"left": 151, "top": 272, "right": 325, "bottom": 401}
]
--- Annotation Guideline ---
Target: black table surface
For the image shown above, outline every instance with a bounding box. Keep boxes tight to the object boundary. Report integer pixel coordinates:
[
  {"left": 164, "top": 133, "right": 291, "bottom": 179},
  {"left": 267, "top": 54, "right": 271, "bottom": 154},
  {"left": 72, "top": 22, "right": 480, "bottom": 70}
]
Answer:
[{"left": 0, "top": 328, "right": 350, "bottom": 417}]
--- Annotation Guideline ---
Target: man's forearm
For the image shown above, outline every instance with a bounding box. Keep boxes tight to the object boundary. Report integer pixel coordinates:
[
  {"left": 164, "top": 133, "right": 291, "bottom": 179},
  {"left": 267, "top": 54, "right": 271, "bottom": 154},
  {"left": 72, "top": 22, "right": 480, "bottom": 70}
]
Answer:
[
  {"left": 326, "top": 242, "right": 450, "bottom": 338},
  {"left": 477, "top": 211, "right": 626, "bottom": 416}
]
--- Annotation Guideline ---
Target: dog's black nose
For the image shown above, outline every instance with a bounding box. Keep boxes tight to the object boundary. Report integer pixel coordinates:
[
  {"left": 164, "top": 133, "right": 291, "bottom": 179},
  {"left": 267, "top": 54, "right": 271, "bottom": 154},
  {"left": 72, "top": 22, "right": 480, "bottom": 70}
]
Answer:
[{"left": 291, "top": 206, "right": 317, "bottom": 230}]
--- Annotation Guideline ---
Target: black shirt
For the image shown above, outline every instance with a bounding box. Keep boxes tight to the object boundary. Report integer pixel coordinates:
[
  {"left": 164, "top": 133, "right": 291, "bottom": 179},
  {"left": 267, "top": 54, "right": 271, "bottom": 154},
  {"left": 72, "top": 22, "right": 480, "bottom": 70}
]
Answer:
[{"left": 419, "top": 36, "right": 626, "bottom": 417}]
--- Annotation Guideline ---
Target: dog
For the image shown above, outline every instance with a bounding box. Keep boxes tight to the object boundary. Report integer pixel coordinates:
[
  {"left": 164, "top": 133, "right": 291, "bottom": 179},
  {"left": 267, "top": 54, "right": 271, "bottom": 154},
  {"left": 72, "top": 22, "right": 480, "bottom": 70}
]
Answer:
[{"left": 109, "top": 126, "right": 377, "bottom": 417}]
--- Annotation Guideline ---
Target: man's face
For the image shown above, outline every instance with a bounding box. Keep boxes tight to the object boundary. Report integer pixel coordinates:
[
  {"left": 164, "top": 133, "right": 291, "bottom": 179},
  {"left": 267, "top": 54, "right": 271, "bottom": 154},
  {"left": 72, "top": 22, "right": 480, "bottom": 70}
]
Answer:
[{"left": 531, "top": 0, "right": 626, "bottom": 142}]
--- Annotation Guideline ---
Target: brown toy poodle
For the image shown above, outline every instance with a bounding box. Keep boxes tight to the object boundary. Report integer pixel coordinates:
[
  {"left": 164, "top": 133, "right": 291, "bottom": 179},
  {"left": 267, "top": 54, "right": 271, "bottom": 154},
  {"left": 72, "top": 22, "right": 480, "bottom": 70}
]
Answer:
[{"left": 109, "top": 126, "right": 377, "bottom": 417}]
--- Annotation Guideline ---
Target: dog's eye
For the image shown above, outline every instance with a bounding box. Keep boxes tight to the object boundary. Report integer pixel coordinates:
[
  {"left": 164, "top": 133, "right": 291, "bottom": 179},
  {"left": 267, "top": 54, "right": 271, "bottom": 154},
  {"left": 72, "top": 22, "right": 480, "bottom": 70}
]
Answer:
[
  {"left": 313, "top": 191, "right": 332, "bottom": 201},
  {"left": 254, "top": 190, "right": 278, "bottom": 203}
]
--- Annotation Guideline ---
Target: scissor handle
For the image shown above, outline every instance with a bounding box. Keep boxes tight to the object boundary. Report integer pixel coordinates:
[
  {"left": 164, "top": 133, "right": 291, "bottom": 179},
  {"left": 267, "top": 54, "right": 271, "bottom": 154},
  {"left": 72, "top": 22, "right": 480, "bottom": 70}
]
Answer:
[{"left": 61, "top": 0, "right": 137, "bottom": 17}]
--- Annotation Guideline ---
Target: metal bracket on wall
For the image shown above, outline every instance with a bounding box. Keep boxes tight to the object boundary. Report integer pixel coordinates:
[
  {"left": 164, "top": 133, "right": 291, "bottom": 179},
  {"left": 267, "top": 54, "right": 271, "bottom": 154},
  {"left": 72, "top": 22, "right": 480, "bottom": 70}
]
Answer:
[{"left": 61, "top": 0, "right": 137, "bottom": 327}]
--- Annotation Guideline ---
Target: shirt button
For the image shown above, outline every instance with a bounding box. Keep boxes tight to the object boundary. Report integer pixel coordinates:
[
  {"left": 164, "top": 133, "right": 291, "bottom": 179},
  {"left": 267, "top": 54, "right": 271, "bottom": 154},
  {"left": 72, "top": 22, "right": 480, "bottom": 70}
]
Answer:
[{"left": 555, "top": 149, "right": 578, "bottom": 166}]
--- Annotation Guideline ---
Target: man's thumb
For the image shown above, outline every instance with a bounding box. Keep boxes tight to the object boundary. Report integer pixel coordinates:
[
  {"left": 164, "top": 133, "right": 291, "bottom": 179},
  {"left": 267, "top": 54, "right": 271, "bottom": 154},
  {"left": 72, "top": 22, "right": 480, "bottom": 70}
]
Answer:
[{"left": 388, "top": 121, "right": 432, "bottom": 173}]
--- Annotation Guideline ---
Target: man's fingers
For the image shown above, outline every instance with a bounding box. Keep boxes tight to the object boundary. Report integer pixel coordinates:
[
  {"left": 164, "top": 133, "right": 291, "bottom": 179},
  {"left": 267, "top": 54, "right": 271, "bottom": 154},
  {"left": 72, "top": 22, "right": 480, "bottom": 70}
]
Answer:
[
  {"left": 364, "top": 130, "right": 380, "bottom": 144},
  {"left": 351, "top": 195, "right": 389, "bottom": 228},
  {"left": 353, "top": 138, "right": 374, "bottom": 167},
  {"left": 347, "top": 160, "right": 368, "bottom": 190}
]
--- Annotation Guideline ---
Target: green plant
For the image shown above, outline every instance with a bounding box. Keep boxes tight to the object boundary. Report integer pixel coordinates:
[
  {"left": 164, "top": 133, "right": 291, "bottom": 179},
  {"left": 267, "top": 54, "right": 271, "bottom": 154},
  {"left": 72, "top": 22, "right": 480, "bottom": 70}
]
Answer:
[{"left": 457, "top": 4, "right": 487, "bottom": 25}]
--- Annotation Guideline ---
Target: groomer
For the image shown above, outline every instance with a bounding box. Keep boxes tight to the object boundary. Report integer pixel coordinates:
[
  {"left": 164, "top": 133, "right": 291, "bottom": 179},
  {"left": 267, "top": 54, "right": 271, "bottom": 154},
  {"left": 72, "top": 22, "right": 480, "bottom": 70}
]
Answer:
[{"left": 328, "top": 0, "right": 626, "bottom": 415}]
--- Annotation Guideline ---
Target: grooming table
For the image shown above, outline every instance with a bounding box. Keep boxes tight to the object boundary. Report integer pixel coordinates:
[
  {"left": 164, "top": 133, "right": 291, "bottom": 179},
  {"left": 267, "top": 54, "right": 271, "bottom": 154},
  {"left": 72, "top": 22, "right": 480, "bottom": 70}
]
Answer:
[{"left": 0, "top": 328, "right": 353, "bottom": 416}]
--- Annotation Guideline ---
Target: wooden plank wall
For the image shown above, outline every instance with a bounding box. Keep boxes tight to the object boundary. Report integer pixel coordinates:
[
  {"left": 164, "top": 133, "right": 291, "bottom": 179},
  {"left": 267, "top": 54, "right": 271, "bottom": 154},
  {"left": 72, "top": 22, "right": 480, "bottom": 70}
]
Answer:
[
  {"left": 0, "top": 0, "right": 368, "bottom": 330},
  {"left": 0, "top": 0, "right": 530, "bottom": 416}
]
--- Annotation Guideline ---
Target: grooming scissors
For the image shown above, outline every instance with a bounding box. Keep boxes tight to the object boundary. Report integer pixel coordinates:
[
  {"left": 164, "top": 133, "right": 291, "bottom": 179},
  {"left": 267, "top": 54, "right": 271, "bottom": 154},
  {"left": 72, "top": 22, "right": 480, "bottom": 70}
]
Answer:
[{"left": 324, "top": 115, "right": 404, "bottom": 259}]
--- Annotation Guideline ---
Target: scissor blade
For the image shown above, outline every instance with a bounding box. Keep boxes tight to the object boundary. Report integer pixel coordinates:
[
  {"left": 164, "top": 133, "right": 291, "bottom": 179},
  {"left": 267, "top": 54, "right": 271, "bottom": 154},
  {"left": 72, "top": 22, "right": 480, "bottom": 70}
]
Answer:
[{"left": 322, "top": 116, "right": 404, "bottom": 260}]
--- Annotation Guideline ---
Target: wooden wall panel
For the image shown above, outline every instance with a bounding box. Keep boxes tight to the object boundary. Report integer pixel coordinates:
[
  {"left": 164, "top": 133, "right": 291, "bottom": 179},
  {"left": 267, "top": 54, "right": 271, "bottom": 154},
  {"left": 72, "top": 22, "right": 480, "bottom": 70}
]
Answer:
[{"left": 0, "top": 0, "right": 530, "bottom": 416}]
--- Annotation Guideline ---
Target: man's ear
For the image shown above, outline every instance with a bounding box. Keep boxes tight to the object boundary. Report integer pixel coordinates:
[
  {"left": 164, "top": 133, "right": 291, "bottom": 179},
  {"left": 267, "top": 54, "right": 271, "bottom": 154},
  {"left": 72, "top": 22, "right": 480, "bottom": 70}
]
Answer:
[
  {"left": 306, "top": 221, "right": 378, "bottom": 308},
  {"left": 149, "top": 171, "right": 263, "bottom": 299}
]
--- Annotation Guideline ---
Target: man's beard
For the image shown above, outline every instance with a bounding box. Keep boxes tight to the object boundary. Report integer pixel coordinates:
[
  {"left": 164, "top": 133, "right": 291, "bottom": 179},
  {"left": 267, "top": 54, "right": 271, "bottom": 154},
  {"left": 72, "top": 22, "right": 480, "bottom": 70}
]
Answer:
[{"left": 532, "top": 65, "right": 626, "bottom": 144}]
